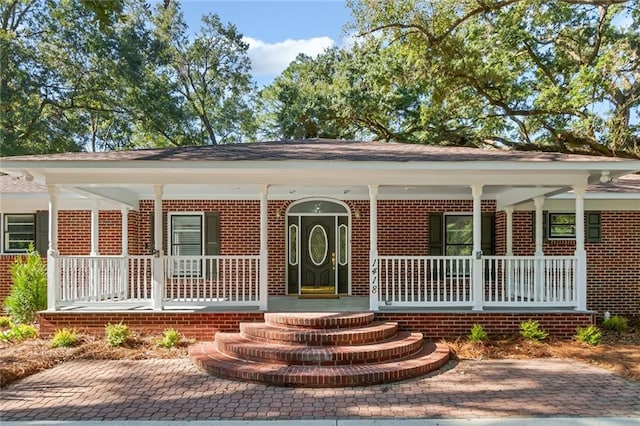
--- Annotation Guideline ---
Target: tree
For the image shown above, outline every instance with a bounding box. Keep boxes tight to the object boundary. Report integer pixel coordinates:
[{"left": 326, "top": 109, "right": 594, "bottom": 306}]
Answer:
[
  {"left": 0, "top": 0, "right": 257, "bottom": 156},
  {"left": 342, "top": 0, "right": 640, "bottom": 158},
  {"left": 156, "top": 4, "right": 257, "bottom": 145}
]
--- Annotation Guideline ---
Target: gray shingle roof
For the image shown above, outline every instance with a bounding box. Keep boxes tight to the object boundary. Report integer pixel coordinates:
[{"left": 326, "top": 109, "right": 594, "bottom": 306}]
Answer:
[{"left": 0, "top": 139, "right": 630, "bottom": 163}]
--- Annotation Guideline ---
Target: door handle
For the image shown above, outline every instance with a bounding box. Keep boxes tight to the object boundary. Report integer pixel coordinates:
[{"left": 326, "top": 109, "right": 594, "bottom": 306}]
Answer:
[{"left": 331, "top": 252, "right": 336, "bottom": 269}]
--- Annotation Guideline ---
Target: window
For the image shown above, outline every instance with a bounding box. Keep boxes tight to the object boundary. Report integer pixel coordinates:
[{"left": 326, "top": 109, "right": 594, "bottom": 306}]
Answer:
[
  {"left": 170, "top": 215, "right": 203, "bottom": 276},
  {"left": 288, "top": 224, "right": 298, "bottom": 266},
  {"left": 548, "top": 213, "right": 576, "bottom": 239},
  {"left": 445, "top": 215, "right": 473, "bottom": 256},
  {"left": 338, "top": 224, "right": 348, "bottom": 266},
  {"left": 4, "top": 214, "right": 35, "bottom": 252}
]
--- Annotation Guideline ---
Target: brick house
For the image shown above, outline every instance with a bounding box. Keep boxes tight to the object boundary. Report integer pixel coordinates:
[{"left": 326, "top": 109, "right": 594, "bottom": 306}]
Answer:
[{"left": 1, "top": 140, "right": 639, "bottom": 339}]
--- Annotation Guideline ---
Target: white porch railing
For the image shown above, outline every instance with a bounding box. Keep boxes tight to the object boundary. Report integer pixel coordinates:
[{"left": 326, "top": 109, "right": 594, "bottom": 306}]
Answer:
[
  {"left": 377, "top": 256, "right": 474, "bottom": 307},
  {"left": 163, "top": 255, "right": 260, "bottom": 305},
  {"left": 54, "top": 254, "right": 260, "bottom": 308},
  {"left": 58, "top": 255, "right": 153, "bottom": 304},
  {"left": 483, "top": 256, "right": 577, "bottom": 307},
  {"left": 375, "top": 254, "right": 578, "bottom": 309}
]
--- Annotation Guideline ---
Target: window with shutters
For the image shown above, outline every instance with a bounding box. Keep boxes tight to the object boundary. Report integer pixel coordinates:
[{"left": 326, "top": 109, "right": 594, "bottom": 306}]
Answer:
[
  {"left": 169, "top": 214, "right": 203, "bottom": 276},
  {"left": 3, "top": 214, "right": 35, "bottom": 253}
]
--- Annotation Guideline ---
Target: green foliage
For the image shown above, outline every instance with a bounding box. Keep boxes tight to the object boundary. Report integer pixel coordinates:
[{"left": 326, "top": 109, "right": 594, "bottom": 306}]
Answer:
[
  {"left": 1, "top": 0, "right": 256, "bottom": 156},
  {"left": 0, "top": 324, "right": 38, "bottom": 342},
  {"left": 0, "top": 316, "right": 12, "bottom": 329},
  {"left": 575, "top": 326, "right": 602, "bottom": 346},
  {"left": 105, "top": 322, "right": 131, "bottom": 347},
  {"left": 519, "top": 320, "right": 549, "bottom": 341},
  {"left": 468, "top": 324, "right": 488, "bottom": 342},
  {"left": 602, "top": 316, "right": 629, "bottom": 332},
  {"left": 338, "top": 0, "right": 640, "bottom": 158},
  {"left": 156, "top": 328, "right": 181, "bottom": 349},
  {"left": 50, "top": 328, "right": 79, "bottom": 348},
  {"left": 4, "top": 247, "right": 47, "bottom": 324}
]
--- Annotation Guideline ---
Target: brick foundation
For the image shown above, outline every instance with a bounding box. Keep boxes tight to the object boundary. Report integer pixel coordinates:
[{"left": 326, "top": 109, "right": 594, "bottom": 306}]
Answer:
[{"left": 38, "top": 310, "right": 594, "bottom": 340}]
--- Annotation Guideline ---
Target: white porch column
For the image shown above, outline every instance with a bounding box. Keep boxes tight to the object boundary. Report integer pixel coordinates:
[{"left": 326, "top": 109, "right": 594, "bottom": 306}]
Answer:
[
  {"left": 574, "top": 185, "right": 587, "bottom": 310},
  {"left": 89, "top": 200, "right": 100, "bottom": 301},
  {"left": 471, "top": 185, "right": 483, "bottom": 311},
  {"left": 533, "top": 196, "right": 545, "bottom": 301},
  {"left": 533, "top": 196, "right": 545, "bottom": 256},
  {"left": 90, "top": 200, "right": 100, "bottom": 256},
  {"left": 121, "top": 207, "right": 129, "bottom": 300},
  {"left": 121, "top": 207, "right": 129, "bottom": 256},
  {"left": 504, "top": 206, "right": 515, "bottom": 300},
  {"left": 505, "top": 206, "right": 514, "bottom": 256},
  {"left": 369, "top": 185, "right": 379, "bottom": 311},
  {"left": 152, "top": 185, "right": 164, "bottom": 310},
  {"left": 47, "top": 185, "right": 59, "bottom": 311},
  {"left": 259, "top": 185, "right": 269, "bottom": 311}
]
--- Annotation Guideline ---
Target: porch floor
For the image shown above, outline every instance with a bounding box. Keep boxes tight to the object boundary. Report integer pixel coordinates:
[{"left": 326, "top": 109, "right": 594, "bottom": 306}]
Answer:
[{"left": 54, "top": 295, "right": 587, "bottom": 314}]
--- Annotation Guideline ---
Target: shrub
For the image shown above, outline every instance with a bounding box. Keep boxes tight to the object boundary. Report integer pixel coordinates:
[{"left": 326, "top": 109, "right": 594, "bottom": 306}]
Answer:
[
  {"left": 575, "top": 325, "right": 602, "bottom": 346},
  {"left": 105, "top": 322, "right": 130, "bottom": 347},
  {"left": 519, "top": 319, "right": 548, "bottom": 341},
  {"left": 602, "top": 316, "right": 628, "bottom": 332},
  {"left": 468, "top": 324, "right": 488, "bottom": 342},
  {"left": 156, "top": 328, "right": 181, "bottom": 348},
  {"left": 4, "top": 246, "right": 47, "bottom": 324},
  {"left": 51, "top": 328, "right": 79, "bottom": 348},
  {"left": 0, "top": 316, "right": 13, "bottom": 329},
  {"left": 0, "top": 324, "right": 39, "bottom": 342}
]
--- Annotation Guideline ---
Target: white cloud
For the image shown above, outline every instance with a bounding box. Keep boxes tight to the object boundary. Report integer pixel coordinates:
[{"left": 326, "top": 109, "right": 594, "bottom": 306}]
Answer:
[{"left": 244, "top": 36, "right": 335, "bottom": 77}]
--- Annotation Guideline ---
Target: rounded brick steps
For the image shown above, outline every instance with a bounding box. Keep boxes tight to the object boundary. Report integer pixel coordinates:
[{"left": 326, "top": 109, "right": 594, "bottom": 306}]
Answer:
[
  {"left": 189, "top": 312, "right": 450, "bottom": 387},
  {"left": 215, "top": 331, "right": 424, "bottom": 366},
  {"left": 264, "top": 312, "right": 374, "bottom": 329},
  {"left": 240, "top": 321, "right": 398, "bottom": 346},
  {"left": 189, "top": 340, "right": 450, "bottom": 387}
]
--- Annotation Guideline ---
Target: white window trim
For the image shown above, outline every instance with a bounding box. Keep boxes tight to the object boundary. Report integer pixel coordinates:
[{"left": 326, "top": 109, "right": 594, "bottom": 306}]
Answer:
[
  {"left": 167, "top": 212, "right": 205, "bottom": 278},
  {"left": 443, "top": 213, "right": 473, "bottom": 257},
  {"left": 2, "top": 213, "right": 36, "bottom": 254},
  {"left": 547, "top": 212, "right": 577, "bottom": 241}
]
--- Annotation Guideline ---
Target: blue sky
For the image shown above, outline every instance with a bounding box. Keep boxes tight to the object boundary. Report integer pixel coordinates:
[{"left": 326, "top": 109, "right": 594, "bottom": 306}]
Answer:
[{"left": 178, "top": 0, "right": 352, "bottom": 85}]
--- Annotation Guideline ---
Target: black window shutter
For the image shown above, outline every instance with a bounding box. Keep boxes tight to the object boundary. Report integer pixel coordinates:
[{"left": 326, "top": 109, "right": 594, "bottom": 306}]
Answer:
[
  {"left": 204, "top": 212, "right": 220, "bottom": 255},
  {"left": 481, "top": 213, "right": 495, "bottom": 255},
  {"left": 35, "top": 211, "right": 49, "bottom": 257},
  {"left": 586, "top": 211, "right": 602, "bottom": 243},
  {"left": 429, "top": 213, "right": 443, "bottom": 255}
]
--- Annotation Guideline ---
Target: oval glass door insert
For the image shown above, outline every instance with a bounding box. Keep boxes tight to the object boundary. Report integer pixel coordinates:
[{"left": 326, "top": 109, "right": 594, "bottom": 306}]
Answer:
[{"left": 308, "top": 224, "right": 328, "bottom": 266}]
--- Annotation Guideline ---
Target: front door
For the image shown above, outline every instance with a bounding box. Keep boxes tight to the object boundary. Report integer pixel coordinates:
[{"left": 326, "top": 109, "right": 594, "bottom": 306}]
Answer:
[{"left": 300, "top": 216, "right": 335, "bottom": 294}]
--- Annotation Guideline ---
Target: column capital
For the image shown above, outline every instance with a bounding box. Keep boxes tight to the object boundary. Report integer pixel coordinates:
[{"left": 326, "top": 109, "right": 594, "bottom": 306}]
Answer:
[
  {"left": 504, "top": 205, "right": 514, "bottom": 214},
  {"left": 153, "top": 184, "right": 163, "bottom": 198},
  {"left": 47, "top": 184, "right": 59, "bottom": 197},
  {"left": 368, "top": 184, "right": 379, "bottom": 198},
  {"left": 258, "top": 184, "right": 270, "bottom": 196},
  {"left": 471, "top": 184, "right": 483, "bottom": 198},
  {"left": 533, "top": 196, "right": 545, "bottom": 209},
  {"left": 572, "top": 185, "right": 586, "bottom": 197}
]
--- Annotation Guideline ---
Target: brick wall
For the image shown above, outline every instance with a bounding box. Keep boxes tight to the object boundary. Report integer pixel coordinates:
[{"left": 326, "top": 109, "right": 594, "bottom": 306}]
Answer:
[
  {"left": 38, "top": 311, "right": 593, "bottom": 340},
  {"left": 512, "top": 210, "right": 640, "bottom": 317},
  {"left": 3, "top": 200, "right": 638, "bottom": 318}
]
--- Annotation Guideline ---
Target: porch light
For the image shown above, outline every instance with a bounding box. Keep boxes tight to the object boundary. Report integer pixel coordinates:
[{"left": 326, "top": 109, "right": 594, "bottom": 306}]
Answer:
[
  {"left": 354, "top": 208, "right": 361, "bottom": 219},
  {"left": 600, "top": 171, "right": 611, "bottom": 183}
]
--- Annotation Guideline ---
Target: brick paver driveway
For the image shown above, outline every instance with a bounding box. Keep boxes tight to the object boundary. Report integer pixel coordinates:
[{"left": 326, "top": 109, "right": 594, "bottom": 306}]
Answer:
[{"left": 1, "top": 358, "right": 638, "bottom": 421}]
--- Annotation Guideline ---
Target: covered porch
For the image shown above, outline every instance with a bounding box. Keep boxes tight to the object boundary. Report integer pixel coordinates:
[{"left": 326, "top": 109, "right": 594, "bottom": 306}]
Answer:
[{"left": 44, "top": 180, "right": 587, "bottom": 313}]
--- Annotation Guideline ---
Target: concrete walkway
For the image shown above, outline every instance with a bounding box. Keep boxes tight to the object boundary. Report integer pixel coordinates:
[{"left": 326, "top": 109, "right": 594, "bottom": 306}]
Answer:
[{"left": 0, "top": 358, "right": 638, "bottom": 422}]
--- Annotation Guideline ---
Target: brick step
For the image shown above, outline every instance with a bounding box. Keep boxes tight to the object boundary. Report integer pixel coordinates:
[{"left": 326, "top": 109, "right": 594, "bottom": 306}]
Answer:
[
  {"left": 215, "top": 331, "right": 424, "bottom": 366},
  {"left": 189, "top": 340, "right": 450, "bottom": 387},
  {"left": 264, "top": 312, "right": 374, "bottom": 329},
  {"left": 239, "top": 321, "right": 398, "bottom": 346}
]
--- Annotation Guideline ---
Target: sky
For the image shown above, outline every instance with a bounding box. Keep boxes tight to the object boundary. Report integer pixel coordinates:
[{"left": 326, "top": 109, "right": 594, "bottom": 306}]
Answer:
[{"left": 178, "top": 0, "right": 353, "bottom": 86}]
